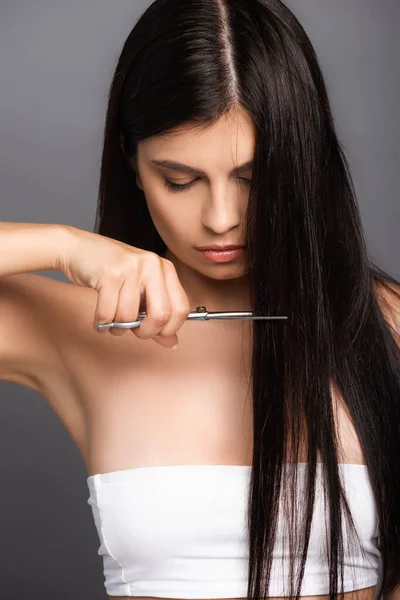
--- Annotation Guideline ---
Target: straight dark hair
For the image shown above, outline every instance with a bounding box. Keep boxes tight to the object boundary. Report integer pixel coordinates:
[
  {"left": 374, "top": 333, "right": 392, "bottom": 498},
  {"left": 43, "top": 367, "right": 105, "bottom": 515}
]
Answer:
[{"left": 94, "top": 1, "right": 400, "bottom": 598}]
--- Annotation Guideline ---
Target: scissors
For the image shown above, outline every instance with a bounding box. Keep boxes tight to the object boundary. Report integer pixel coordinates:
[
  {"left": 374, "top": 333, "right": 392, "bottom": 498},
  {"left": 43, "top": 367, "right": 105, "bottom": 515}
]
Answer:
[{"left": 96, "top": 305, "right": 288, "bottom": 331}]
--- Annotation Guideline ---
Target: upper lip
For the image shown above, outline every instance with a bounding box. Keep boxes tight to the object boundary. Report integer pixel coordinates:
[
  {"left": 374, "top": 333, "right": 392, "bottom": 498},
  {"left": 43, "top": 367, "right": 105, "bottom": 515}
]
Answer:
[{"left": 197, "top": 244, "right": 246, "bottom": 251}]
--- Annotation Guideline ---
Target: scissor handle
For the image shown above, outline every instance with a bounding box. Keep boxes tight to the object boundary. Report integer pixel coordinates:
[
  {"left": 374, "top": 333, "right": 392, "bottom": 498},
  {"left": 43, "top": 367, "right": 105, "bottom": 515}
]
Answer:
[
  {"left": 96, "top": 312, "right": 146, "bottom": 331},
  {"left": 96, "top": 310, "right": 202, "bottom": 331}
]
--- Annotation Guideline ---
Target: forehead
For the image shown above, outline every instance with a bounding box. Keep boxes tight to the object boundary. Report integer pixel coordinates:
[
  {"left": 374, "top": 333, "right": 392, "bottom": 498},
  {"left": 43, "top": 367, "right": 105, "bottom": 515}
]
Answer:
[{"left": 138, "top": 106, "right": 256, "bottom": 170}]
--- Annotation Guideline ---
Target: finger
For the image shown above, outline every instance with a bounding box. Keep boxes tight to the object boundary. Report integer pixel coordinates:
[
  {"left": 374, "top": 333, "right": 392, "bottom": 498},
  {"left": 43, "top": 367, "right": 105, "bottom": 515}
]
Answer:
[
  {"left": 157, "top": 259, "right": 191, "bottom": 338},
  {"left": 94, "top": 283, "right": 120, "bottom": 334},
  {"left": 133, "top": 255, "right": 174, "bottom": 343},
  {"left": 112, "top": 277, "right": 141, "bottom": 336}
]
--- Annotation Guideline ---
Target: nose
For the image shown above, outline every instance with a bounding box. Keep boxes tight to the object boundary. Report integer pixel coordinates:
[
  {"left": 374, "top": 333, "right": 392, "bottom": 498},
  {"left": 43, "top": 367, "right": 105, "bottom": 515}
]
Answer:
[{"left": 201, "top": 181, "right": 245, "bottom": 234}]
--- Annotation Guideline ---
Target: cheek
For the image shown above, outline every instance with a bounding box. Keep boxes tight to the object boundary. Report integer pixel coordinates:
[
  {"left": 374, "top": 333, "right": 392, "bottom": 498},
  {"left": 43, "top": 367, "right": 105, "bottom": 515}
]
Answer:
[
  {"left": 142, "top": 187, "right": 169, "bottom": 226},
  {"left": 145, "top": 195, "right": 191, "bottom": 244}
]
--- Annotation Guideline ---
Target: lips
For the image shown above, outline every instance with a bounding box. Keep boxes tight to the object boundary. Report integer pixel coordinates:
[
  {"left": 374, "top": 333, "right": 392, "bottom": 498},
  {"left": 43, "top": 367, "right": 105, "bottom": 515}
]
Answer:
[
  {"left": 196, "top": 245, "right": 246, "bottom": 251},
  {"left": 197, "top": 247, "right": 247, "bottom": 263}
]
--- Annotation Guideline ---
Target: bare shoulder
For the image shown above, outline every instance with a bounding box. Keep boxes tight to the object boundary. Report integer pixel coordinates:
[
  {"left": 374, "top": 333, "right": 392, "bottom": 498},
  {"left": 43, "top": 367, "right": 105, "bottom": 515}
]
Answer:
[
  {"left": 0, "top": 272, "right": 97, "bottom": 392},
  {"left": 373, "top": 278, "right": 400, "bottom": 349}
]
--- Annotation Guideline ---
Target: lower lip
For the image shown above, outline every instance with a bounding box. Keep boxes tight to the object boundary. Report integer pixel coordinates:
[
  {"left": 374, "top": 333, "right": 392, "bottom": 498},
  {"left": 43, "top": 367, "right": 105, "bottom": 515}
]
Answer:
[{"left": 197, "top": 248, "right": 247, "bottom": 263}]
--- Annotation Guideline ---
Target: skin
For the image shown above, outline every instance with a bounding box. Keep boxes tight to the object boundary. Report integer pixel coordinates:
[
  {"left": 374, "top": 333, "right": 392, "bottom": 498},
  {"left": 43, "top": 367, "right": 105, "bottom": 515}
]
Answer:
[
  {"left": 129, "top": 105, "right": 254, "bottom": 316},
  {"left": 103, "top": 105, "right": 377, "bottom": 600},
  {"left": 1, "top": 105, "right": 380, "bottom": 600}
]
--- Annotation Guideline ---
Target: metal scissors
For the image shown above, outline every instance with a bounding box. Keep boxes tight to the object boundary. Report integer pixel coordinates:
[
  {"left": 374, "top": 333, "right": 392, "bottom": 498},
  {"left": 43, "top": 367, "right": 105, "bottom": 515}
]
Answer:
[{"left": 96, "top": 305, "right": 288, "bottom": 331}]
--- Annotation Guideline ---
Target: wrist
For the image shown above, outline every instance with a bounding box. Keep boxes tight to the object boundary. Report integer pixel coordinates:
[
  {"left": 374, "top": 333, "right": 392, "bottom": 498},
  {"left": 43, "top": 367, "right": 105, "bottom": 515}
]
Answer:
[{"left": 53, "top": 224, "right": 77, "bottom": 273}]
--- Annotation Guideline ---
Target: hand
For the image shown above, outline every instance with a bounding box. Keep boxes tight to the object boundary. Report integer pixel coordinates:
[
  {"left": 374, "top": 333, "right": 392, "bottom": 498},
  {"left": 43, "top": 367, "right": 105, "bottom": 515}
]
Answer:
[{"left": 57, "top": 226, "right": 190, "bottom": 349}]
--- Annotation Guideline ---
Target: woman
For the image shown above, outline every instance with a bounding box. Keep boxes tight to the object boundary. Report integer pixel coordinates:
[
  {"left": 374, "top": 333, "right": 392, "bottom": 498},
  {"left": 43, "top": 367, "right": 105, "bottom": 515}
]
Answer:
[{"left": 0, "top": 0, "right": 399, "bottom": 599}]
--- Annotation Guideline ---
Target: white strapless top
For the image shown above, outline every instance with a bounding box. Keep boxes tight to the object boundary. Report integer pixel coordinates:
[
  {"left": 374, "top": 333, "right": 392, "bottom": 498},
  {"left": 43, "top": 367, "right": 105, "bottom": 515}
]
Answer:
[{"left": 86, "top": 463, "right": 382, "bottom": 598}]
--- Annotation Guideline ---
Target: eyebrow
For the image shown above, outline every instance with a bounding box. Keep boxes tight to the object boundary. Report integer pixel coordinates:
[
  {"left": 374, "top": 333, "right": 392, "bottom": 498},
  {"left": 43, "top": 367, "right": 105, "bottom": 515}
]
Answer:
[{"left": 149, "top": 159, "right": 253, "bottom": 177}]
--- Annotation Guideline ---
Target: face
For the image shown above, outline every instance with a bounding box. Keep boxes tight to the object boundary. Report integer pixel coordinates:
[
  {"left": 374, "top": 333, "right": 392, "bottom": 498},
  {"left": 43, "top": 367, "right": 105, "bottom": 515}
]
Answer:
[{"left": 127, "top": 105, "right": 255, "bottom": 308}]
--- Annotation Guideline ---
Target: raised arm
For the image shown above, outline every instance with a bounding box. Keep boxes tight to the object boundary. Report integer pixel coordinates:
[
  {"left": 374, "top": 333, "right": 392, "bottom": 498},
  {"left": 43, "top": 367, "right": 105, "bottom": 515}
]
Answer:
[
  {"left": 0, "top": 221, "right": 67, "bottom": 276},
  {"left": 0, "top": 222, "right": 70, "bottom": 391}
]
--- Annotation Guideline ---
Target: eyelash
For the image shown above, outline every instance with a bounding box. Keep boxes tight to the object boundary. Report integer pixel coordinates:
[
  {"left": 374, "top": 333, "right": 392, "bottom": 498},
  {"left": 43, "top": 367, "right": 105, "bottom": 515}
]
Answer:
[{"left": 164, "top": 178, "right": 252, "bottom": 194}]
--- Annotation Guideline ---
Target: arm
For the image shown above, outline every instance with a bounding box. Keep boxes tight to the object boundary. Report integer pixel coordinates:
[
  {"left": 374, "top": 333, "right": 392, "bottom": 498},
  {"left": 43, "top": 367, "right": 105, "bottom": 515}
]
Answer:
[
  {"left": 375, "top": 281, "right": 400, "bottom": 600},
  {"left": 383, "top": 567, "right": 400, "bottom": 600},
  {"left": 0, "top": 222, "right": 70, "bottom": 391},
  {"left": 0, "top": 221, "right": 68, "bottom": 276},
  {"left": 374, "top": 279, "right": 400, "bottom": 351},
  {"left": 0, "top": 274, "right": 61, "bottom": 392},
  {"left": 384, "top": 588, "right": 400, "bottom": 600}
]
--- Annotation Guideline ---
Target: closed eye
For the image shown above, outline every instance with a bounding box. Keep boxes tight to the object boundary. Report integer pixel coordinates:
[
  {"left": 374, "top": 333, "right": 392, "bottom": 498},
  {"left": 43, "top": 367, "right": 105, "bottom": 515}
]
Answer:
[{"left": 164, "top": 178, "right": 252, "bottom": 194}]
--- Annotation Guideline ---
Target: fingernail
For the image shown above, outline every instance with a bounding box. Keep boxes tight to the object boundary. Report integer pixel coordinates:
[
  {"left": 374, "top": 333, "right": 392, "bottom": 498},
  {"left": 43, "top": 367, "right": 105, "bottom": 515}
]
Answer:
[{"left": 154, "top": 335, "right": 179, "bottom": 349}]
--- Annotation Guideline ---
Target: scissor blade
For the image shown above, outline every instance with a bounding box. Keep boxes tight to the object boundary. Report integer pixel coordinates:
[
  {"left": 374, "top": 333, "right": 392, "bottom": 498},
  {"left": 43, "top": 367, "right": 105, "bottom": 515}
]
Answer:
[{"left": 192, "top": 311, "right": 288, "bottom": 321}]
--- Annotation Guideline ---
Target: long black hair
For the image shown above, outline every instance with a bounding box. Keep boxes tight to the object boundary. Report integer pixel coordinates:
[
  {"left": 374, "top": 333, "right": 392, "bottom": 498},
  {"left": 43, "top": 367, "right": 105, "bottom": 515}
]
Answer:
[{"left": 94, "top": 1, "right": 400, "bottom": 598}]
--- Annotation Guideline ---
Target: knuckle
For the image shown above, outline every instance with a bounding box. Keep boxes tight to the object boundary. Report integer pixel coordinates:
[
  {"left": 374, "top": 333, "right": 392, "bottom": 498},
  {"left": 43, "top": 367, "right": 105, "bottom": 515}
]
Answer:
[
  {"left": 145, "top": 252, "right": 162, "bottom": 269},
  {"left": 122, "top": 253, "right": 139, "bottom": 270},
  {"left": 162, "top": 258, "right": 176, "bottom": 271},
  {"left": 175, "top": 303, "right": 191, "bottom": 317},
  {"left": 105, "top": 270, "right": 123, "bottom": 283},
  {"left": 152, "top": 310, "right": 171, "bottom": 325},
  {"left": 96, "top": 311, "right": 113, "bottom": 323}
]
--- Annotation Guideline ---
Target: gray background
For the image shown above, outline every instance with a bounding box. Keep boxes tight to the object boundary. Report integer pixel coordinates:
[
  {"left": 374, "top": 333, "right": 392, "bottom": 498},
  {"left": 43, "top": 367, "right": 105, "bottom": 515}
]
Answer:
[{"left": 0, "top": 1, "right": 398, "bottom": 597}]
